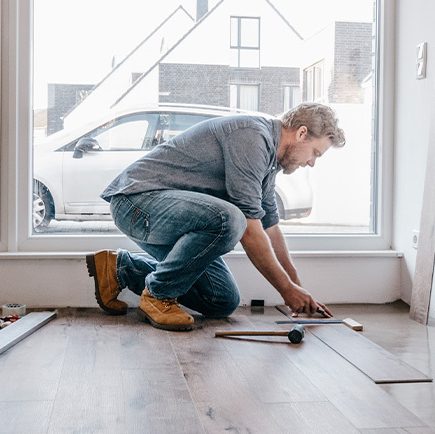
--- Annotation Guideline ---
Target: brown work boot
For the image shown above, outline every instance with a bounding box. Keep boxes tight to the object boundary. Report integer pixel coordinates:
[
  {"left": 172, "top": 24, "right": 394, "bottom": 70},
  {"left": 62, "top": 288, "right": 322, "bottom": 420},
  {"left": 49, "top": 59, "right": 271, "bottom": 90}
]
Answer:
[
  {"left": 137, "top": 288, "right": 194, "bottom": 331},
  {"left": 86, "top": 250, "right": 128, "bottom": 315}
]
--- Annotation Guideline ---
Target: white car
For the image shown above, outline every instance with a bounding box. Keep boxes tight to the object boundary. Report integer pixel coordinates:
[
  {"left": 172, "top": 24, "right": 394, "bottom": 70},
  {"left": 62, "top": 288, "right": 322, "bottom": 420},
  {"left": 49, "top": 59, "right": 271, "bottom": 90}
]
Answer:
[{"left": 33, "top": 104, "right": 313, "bottom": 229}]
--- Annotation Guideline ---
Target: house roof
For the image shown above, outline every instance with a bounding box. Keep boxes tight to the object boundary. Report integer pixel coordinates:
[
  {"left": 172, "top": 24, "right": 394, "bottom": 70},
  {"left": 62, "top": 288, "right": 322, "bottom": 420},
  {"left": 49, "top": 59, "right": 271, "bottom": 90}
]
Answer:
[
  {"left": 64, "top": 5, "right": 194, "bottom": 118},
  {"left": 112, "top": 0, "right": 304, "bottom": 108}
]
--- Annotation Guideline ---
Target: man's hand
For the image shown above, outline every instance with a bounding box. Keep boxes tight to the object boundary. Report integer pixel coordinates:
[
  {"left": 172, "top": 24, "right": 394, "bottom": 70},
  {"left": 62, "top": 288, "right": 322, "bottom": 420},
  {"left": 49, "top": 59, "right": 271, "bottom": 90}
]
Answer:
[
  {"left": 241, "top": 219, "right": 332, "bottom": 318},
  {"left": 283, "top": 285, "right": 333, "bottom": 317}
]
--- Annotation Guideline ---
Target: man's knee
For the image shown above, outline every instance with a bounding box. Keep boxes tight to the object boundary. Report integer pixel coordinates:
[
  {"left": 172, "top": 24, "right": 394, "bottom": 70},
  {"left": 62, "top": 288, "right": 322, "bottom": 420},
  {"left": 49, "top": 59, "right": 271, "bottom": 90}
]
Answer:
[
  {"left": 218, "top": 204, "right": 246, "bottom": 250},
  {"left": 207, "top": 291, "right": 240, "bottom": 318}
]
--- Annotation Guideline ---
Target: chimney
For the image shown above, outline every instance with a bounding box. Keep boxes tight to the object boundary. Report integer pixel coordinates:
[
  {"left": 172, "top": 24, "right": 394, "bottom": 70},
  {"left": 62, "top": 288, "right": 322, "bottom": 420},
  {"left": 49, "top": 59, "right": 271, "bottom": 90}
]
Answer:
[{"left": 196, "top": 0, "right": 208, "bottom": 21}]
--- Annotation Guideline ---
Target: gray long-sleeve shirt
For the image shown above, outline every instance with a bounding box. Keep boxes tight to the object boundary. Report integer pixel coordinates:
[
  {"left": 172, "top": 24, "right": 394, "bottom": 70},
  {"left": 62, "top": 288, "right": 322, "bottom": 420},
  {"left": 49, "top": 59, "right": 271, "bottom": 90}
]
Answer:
[{"left": 101, "top": 115, "right": 282, "bottom": 229}]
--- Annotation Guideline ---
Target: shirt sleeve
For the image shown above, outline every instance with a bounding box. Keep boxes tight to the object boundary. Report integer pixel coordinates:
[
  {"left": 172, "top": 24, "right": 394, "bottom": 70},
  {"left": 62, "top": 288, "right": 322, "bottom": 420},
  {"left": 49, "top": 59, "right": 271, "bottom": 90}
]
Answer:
[
  {"left": 222, "top": 127, "right": 270, "bottom": 220},
  {"left": 261, "top": 171, "right": 280, "bottom": 229}
]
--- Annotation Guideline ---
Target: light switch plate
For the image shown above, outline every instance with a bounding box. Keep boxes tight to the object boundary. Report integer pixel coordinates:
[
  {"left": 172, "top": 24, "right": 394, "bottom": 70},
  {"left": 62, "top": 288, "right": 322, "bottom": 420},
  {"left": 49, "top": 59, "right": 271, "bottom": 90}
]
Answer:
[{"left": 416, "top": 42, "right": 427, "bottom": 79}]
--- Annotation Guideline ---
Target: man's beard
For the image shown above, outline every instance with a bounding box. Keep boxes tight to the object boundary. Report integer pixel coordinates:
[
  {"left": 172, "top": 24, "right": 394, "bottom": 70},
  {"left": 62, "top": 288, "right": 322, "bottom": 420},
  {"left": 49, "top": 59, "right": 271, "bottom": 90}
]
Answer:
[
  {"left": 282, "top": 165, "right": 298, "bottom": 175},
  {"left": 278, "top": 146, "right": 299, "bottom": 174}
]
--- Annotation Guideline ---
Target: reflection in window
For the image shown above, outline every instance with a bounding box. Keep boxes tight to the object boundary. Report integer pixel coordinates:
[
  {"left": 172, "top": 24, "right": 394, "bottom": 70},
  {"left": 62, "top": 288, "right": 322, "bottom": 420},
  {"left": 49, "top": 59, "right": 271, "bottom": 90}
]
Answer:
[
  {"left": 230, "top": 84, "right": 259, "bottom": 111},
  {"left": 304, "top": 61, "right": 324, "bottom": 102},
  {"left": 283, "top": 85, "right": 301, "bottom": 111},
  {"left": 230, "top": 16, "right": 260, "bottom": 68}
]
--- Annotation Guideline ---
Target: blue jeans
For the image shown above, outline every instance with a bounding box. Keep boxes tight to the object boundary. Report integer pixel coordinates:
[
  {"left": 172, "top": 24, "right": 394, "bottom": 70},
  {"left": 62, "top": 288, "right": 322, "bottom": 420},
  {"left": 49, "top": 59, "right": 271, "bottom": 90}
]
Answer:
[{"left": 110, "top": 190, "right": 247, "bottom": 318}]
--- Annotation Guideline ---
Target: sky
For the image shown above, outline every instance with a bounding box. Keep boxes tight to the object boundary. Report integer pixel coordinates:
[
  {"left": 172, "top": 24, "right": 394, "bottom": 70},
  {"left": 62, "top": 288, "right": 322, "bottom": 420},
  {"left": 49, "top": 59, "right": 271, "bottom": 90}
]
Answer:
[{"left": 33, "top": 0, "right": 374, "bottom": 109}]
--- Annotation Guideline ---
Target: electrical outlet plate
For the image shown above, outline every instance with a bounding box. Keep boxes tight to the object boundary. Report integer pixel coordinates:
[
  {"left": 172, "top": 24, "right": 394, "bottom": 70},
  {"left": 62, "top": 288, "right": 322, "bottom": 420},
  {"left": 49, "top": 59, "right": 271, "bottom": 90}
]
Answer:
[{"left": 412, "top": 230, "right": 419, "bottom": 249}]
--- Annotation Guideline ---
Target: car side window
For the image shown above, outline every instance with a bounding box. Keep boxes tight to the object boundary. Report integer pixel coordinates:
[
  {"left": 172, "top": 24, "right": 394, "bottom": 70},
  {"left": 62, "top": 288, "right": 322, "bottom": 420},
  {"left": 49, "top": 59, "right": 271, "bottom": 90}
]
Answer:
[
  {"left": 92, "top": 114, "right": 157, "bottom": 151},
  {"left": 151, "top": 113, "right": 213, "bottom": 147}
]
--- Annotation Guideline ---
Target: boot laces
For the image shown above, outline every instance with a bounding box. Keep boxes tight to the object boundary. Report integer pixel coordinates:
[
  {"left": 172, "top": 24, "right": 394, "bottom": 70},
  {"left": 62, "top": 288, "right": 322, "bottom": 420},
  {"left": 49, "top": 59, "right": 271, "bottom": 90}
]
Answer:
[{"left": 162, "top": 299, "right": 178, "bottom": 309}]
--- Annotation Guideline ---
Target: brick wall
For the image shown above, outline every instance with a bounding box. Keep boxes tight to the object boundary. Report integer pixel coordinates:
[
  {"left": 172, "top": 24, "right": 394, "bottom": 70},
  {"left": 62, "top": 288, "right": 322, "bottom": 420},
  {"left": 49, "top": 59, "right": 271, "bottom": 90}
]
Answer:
[
  {"left": 47, "top": 83, "right": 94, "bottom": 135},
  {"left": 330, "top": 22, "right": 373, "bottom": 103},
  {"left": 159, "top": 63, "right": 299, "bottom": 115}
]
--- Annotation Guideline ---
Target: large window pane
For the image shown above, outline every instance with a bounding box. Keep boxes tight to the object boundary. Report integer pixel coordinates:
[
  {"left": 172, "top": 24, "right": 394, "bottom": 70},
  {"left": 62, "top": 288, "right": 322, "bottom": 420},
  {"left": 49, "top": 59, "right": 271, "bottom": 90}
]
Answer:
[
  {"left": 33, "top": 0, "right": 377, "bottom": 236},
  {"left": 240, "top": 18, "right": 260, "bottom": 48}
]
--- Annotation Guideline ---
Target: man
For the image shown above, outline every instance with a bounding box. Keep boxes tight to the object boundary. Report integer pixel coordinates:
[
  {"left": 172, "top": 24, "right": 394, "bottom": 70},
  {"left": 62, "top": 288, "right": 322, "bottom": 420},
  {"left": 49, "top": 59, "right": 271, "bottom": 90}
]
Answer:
[{"left": 86, "top": 102, "right": 345, "bottom": 331}]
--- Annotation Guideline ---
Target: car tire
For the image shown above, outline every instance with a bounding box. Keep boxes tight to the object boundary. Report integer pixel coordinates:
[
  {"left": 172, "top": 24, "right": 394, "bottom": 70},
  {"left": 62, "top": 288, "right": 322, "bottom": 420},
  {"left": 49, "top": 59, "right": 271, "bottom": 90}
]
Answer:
[
  {"left": 276, "top": 193, "right": 285, "bottom": 220},
  {"left": 33, "top": 180, "right": 54, "bottom": 230}
]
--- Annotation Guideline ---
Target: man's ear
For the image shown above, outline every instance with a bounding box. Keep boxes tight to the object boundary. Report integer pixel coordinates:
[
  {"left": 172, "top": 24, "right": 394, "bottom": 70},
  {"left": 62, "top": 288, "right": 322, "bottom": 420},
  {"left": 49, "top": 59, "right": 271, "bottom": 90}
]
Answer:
[{"left": 297, "top": 126, "right": 308, "bottom": 141}]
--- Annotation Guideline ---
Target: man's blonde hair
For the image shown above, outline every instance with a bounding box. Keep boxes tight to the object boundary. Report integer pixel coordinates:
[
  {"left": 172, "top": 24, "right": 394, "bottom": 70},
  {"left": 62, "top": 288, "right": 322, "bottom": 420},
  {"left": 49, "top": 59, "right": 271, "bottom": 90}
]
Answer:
[{"left": 280, "top": 103, "right": 345, "bottom": 147}]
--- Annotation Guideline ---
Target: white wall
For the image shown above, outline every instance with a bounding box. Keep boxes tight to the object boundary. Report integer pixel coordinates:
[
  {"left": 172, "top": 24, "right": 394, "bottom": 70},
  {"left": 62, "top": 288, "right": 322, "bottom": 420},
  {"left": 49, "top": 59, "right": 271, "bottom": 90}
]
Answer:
[
  {"left": 393, "top": 0, "right": 435, "bottom": 304},
  {"left": 0, "top": 253, "right": 401, "bottom": 308}
]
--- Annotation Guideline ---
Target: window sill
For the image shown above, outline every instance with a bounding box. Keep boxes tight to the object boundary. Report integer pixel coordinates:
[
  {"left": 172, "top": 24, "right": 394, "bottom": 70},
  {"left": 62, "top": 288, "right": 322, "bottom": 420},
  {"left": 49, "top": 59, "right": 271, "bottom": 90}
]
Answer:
[{"left": 0, "top": 249, "right": 402, "bottom": 260}]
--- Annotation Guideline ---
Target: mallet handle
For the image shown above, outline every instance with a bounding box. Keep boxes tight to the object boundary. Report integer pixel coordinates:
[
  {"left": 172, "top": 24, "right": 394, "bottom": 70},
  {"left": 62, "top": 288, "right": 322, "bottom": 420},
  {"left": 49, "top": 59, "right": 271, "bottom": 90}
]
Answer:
[{"left": 215, "top": 330, "right": 288, "bottom": 337}]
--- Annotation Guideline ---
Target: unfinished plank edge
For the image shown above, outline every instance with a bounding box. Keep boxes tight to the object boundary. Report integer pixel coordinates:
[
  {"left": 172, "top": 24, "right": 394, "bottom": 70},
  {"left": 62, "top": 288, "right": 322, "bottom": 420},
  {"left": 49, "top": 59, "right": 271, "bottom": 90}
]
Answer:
[{"left": 0, "top": 311, "right": 57, "bottom": 355}]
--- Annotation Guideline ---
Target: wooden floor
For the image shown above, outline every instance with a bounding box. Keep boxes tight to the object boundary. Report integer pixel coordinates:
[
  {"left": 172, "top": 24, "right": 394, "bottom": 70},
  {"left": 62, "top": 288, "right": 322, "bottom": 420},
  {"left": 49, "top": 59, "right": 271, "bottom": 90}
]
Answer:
[{"left": 0, "top": 302, "right": 434, "bottom": 433}]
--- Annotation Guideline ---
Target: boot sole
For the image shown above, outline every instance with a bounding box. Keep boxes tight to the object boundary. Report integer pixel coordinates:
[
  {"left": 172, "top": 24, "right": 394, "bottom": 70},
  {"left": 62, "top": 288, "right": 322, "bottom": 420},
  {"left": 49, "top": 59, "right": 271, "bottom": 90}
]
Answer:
[
  {"left": 86, "top": 254, "right": 127, "bottom": 316},
  {"left": 137, "top": 307, "right": 193, "bottom": 331}
]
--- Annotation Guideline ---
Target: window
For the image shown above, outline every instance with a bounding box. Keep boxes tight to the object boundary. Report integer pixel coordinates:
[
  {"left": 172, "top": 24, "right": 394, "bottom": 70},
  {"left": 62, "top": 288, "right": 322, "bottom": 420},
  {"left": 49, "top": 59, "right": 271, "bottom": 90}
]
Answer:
[
  {"left": 283, "top": 85, "right": 301, "bottom": 111},
  {"left": 230, "top": 16, "right": 260, "bottom": 68},
  {"left": 304, "top": 61, "right": 324, "bottom": 102},
  {"left": 1, "top": 0, "right": 393, "bottom": 252},
  {"left": 230, "top": 84, "right": 259, "bottom": 111}
]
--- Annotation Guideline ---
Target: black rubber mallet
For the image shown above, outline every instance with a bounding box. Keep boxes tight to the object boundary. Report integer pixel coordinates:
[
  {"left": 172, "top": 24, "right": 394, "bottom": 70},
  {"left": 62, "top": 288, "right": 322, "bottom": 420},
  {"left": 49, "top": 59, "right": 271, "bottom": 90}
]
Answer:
[{"left": 215, "top": 324, "right": 305, "bottom": 344}]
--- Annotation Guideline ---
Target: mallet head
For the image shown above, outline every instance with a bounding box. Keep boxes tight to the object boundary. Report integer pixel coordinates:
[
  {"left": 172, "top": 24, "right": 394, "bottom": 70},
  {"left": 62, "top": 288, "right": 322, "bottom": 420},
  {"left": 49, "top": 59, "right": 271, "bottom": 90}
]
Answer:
[{"left": 288, "top": 324, "right": 305, "bottom": 343}]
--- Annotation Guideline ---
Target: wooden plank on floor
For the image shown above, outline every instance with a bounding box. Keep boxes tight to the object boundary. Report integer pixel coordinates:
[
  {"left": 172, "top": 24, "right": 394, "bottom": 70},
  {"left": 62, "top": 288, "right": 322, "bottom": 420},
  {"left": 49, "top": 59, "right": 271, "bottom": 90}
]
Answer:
[
  {"left": 307, "top": 324, "right": 432, "bottom": 384},
  {"left": 246, "top": 308, "right": 427, "bottom": 430},
  {"left": 268, "top": 402, "right": 360, "bottom": 434},
  {"left": 169, "top": 315, "right": 288, "bottom": 433},
  {"left": 48, "top": 311, "right": 204, "bottom": 434},
  {"left": 0, "top": 311, "right": 57, "bottom": 355},
  {"left": 0, "top": 401, "right": 53, "bottom": 434}
]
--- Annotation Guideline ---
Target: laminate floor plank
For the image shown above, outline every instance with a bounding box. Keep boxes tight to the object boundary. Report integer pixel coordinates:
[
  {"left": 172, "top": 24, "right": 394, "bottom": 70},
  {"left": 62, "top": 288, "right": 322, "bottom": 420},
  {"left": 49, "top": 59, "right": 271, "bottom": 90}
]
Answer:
[
  {"left": 267, "top": 401, "right": 360, "bottom": 434},
  {"left": 122, "top": 368, "right": 204, "bottom": 434},
  {"left": 48, "top": 310, "right": 204, "bottom": 434},
  {"left": 245, "top": 308, "right": 426, "bottom": 430},
  {"left": 118, "top": 312, "right": 185, "bottom": 370},
  {"left": 0, "top": 401, "right": 53, "bottom": 434},
  {"left": 47, "top": 314, "right": 127, "bottom": 433},
  {"left": 170, "top": 316, "right": 285, "bottom": 433},
  {"left": 0, "top": 314, "right": 69, "bottom": 401},
  {"left": 217, "top": 329, "right": 329, "bottom": 403},
  {"left": 308, "top": 324, "right": 431, "bottom": 383},
  {"left": 47, "top": 369, "right": 126, "bottom": 434}
]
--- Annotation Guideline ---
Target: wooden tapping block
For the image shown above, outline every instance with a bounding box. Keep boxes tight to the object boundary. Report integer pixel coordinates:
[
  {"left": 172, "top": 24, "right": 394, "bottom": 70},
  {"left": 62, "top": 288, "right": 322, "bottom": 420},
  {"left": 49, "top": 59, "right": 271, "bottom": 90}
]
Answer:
[{"left": 342, "top": 317, "right": 363, "bottom": 331}]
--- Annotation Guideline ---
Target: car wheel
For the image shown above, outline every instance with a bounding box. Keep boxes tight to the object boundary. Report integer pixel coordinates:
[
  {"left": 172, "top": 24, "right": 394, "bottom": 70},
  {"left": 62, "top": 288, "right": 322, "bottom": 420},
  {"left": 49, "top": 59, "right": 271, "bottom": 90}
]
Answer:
[
  {"left": 33, "top": 181, "right": 54, "bottom": 230},
  {"left": 276, "top": 193, "right": 285, "bottom": 220}
]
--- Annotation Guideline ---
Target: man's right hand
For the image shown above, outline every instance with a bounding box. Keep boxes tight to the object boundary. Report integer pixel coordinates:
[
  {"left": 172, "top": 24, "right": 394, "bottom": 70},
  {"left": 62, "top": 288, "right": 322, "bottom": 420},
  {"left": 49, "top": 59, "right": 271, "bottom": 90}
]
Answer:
[
  {"left": 283, "top": 285, "right": 332, "bottom": 317},
  {"left": 240, "top": 219, "right": 333, "bottom": 317}
]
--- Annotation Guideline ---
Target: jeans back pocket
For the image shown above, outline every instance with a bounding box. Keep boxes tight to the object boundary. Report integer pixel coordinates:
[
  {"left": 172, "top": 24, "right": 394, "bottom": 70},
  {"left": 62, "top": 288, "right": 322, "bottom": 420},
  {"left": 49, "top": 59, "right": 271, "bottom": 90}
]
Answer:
[{"left": 111, "top": 195, "right": 150, "bottom": 242}]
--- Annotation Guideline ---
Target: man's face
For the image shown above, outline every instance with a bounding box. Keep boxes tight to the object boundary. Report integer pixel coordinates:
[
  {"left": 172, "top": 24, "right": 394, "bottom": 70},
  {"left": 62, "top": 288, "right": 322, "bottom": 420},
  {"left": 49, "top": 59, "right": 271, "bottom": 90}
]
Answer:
[{"left": 277, "top": 126, "right": 332, "bottom": 175}]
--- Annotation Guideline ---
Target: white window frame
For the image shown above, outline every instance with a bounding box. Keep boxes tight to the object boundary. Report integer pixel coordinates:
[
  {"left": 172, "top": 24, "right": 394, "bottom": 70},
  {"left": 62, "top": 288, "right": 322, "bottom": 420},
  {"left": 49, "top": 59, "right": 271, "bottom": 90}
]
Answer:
[
  {"left": 283, "top": 84, "right": 301, "bottom": 112},
  {"left": 0, "top": 0, "right": 395, "bottom": 253},
  {"left": 304, "top": 60, "right": 325, "bottom": 103},
  {"left": 230, "top": 16, "right": 260, "bottom": 68},
  {"left": 230, "top": 83, "right": 260, "bottom": 111}
]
